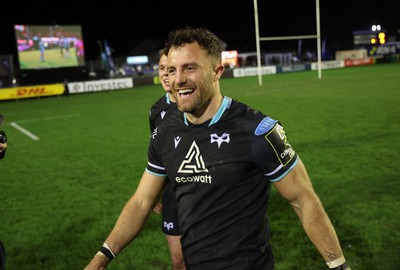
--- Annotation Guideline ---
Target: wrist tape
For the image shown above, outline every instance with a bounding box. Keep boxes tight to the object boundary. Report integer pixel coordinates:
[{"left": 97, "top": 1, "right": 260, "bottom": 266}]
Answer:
[
  {"left": 98, "top": 242, "right": 115, "bottom": 261},
  {"left": 327, "top": 256, "right": 350, "bottom": 270}
]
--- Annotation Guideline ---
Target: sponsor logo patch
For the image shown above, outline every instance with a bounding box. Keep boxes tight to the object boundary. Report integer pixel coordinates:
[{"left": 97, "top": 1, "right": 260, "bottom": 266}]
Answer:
[
  {"left": 178, "top": 141, "right": 209, "bottom": 173},
  {"left": 176, "top": 141, "right": 212, "bottom": 184},
  {"left": 265, "top": 124, "right": 295, "bottom": 166},
  {"left": 255, "top": 117, "right": 278, "bottom": 135}
]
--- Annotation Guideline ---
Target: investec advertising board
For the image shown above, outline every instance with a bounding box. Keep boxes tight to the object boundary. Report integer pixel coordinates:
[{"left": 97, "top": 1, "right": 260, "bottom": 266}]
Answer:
[{"left": 67, "top": 77, "right": 133, "bottom": 94}]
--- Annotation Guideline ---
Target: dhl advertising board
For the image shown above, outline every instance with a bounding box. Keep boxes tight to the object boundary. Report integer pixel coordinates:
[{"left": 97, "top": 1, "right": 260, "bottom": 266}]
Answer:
[{"left": 0, "top": 83, "right": 65, "bottom": 101}]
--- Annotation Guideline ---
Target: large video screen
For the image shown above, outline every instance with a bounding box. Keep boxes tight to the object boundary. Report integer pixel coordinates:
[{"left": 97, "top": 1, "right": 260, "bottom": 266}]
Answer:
[{"left": 14, "top": 24, "right": 85, "bottom": 70}]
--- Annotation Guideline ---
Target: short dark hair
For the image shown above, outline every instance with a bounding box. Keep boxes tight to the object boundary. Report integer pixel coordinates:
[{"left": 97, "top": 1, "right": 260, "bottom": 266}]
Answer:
[
  {"left": 159, "top": 47, "right": 169, "bottom": 59},
  {"left": 165, "top": 26, "right": 223, "bottom": 67}
]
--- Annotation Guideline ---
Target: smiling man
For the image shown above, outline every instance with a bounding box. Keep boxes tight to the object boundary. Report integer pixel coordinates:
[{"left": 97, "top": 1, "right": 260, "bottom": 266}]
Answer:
[{"left": 84, "top": 27, "right": 351, "bottom": 270}]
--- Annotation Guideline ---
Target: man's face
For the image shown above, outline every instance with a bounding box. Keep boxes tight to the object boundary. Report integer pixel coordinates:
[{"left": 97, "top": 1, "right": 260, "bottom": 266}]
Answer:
[
  {"left": 167, "top": 42, "right": 215, "bottom": 116},
  {"left": 158, "top": 54, "right": 170, "bottom": 93}
]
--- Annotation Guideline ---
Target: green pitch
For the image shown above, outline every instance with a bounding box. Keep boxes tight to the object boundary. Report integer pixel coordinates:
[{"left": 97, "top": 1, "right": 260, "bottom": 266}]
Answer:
[
  {"left": 18, "top": 48, "right": 80, "bottom": 69},
  {"left": 0, "top": 63, "right": 399, "bottom": 269}
]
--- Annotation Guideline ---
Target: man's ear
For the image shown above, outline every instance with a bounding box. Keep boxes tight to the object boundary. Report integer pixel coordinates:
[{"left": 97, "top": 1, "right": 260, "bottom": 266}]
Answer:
[{"left": 214, "top": 64, "right": 225, "bottom": 81}]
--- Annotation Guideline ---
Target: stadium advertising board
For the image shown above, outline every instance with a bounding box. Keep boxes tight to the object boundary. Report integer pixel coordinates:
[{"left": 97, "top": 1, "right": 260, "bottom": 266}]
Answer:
[
  {"left": 277, "top": 64, "right": 311, "bottom": 73},
  {"left": 0, "top": 83, "right": 65, "bottom": 100},
  {"left": 67, "top": 78, "right": 134, "bottom": 94},
  {"left": 344, "top": 58, "right": 374, "bottom": 67},
  {"left": 336, "top": 49, "right": 368, "bottom": 60},
  {"left": 233, "top": 66, "right": 276, "bottom": 77},
  {"left": 311, "top": 60, "right": 345, "bottom": 70},
  {"left": 221, "top": 50, "right": 238, "bottom": 68}
]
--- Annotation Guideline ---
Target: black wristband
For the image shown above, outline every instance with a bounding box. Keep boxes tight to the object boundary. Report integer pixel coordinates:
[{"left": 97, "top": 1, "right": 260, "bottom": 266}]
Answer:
[
  {"left": 99, "top": 246, "right": 115, "bottom": 261},
  {"left": 331, "top": 262, "right": 349, "bottom": 270}
]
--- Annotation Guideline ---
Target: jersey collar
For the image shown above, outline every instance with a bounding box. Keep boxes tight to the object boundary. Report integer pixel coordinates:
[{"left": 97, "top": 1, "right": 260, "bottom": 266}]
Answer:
[{"left": 183, "top": 96, "right": 232, "bottom": 126}]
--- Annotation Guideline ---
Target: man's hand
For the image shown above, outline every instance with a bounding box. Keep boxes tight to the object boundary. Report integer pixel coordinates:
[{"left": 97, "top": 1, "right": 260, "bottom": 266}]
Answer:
[
  {"left": 83, "top": 252, "right": 110, "bottom": 270},
  {"left": 153, "top": 201, "right": 163, "bottom": 214}
]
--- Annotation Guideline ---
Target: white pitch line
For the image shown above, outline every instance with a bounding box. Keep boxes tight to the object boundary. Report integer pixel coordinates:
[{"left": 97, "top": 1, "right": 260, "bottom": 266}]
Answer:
[
  {"left": 10, "top": 122, "right": 40, "bottom": 141},
  {"left": 1, "top": 114, "right": 81, "bottom": 125}
]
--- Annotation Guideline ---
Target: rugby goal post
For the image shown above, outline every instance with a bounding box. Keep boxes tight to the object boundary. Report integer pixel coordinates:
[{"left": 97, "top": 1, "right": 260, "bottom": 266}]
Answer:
[{"left": 253, "top": 0, "right": 322, "bottom": 86}]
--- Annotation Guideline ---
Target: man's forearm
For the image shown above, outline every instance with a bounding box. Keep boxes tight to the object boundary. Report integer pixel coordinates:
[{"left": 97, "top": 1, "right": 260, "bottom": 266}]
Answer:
[
  {"left": 300, "top": 197, "right": 344, "bottom": 263},
  {"left": 104, "top": 196, "right": 152, "bottom": 254},
  {"left": 84, "top": 195, "right": 153, "bottom": 269}
]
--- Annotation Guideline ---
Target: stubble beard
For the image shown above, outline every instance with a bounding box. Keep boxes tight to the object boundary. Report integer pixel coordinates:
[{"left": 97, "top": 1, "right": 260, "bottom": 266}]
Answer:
[{"left": 177, "top": 80, "right": 213, "bottom": 117}]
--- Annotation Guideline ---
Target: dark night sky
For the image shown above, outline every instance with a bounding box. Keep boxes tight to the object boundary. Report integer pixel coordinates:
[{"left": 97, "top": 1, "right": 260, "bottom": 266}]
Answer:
[{"left": 1, "top": 1, "right": 399, "bottom": 60}]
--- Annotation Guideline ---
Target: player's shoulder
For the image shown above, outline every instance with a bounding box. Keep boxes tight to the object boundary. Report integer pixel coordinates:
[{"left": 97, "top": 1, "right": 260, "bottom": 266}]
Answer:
[
  {"left": 159, "top": 107, "right": 181, "bottom": 127},
  {"left": 227, "top": 99, "right": 270, "bottom": 122},
  {"left": 150, "top": 95, "right": 168, "bottom": 110},
  {"left": 151, "top": 108, "right": 182, "bottom": 142},
  {"left": 228, "top": 99, "right": 281, "bottom": 135}
]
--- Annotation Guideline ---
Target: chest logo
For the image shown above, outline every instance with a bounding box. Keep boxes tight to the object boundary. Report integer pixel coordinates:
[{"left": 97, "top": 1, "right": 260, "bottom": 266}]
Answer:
[
  {"left": 178, "top": 141, "right": 209, "bottom": 173},
  {"left": 210, "top": 133, "right": 230, "bottom": 148}
]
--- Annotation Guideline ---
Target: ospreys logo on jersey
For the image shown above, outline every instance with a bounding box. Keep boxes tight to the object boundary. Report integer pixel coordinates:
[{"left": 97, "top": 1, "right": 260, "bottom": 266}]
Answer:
[
  {"left": 210, "top": 133, "right": 230, "bottom": 148},
  {"left": 176, "top": 141, "right": 212, "bottom": 184},
  {"left": 161, "top": 110, "right": 166, "bottom": 119},
  {"left": 164, "top": 221, "right": 174, "bottom": 231}
]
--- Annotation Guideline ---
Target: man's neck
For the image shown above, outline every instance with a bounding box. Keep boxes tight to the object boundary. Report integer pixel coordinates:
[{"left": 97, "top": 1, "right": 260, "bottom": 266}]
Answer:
[{"left": 185, "top": 94, "right": 224, "bottom": 125}]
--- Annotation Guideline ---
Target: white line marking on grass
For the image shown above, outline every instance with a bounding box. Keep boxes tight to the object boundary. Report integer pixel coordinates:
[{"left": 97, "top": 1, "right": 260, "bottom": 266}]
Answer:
[
  {"left": 1, "top": 114, "right": 81, "bottom": 125},
  {"left": 10, "top": 122, "right": 40, "bottom": 141}
]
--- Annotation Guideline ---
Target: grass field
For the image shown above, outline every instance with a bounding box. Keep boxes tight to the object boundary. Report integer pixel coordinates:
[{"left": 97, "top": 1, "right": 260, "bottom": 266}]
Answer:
[
  {"left": 0, "top": 63, "right": 399, "bottom": 269},
  {"left": 18, "top": 48, "right": 81, "bottom": 69}
]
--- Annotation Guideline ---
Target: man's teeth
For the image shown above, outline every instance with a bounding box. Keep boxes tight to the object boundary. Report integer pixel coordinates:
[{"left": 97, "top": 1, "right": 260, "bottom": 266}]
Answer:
[{"left": 178, "top": 89, "right": 194, "bottom": 94}]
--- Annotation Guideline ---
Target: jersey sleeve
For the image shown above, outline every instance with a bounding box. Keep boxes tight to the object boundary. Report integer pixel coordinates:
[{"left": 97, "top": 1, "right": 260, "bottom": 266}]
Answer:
[
  {"left": 149, "top": 105, "right": 157, "bottom": 134},
  {"left": 252, "top": 116, "right": 298, "bottom": 182},
  {"left": 146, "top": 135, "right": 167, "bottom": 177},
  {"left": 149, "top": 111, "right": 155, "bottom": 134}
]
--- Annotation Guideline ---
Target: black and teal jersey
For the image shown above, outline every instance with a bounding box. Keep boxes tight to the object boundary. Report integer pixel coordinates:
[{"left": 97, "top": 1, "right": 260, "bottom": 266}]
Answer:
[
  {"left": 147, "top": 96, "right": 298, "bottom": 269},
  {"left": 149, "top": 93, "right": 177, "bottom": 133},
  {"left": 149, "top": 93, "right": 180, "bottom": 235}
]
